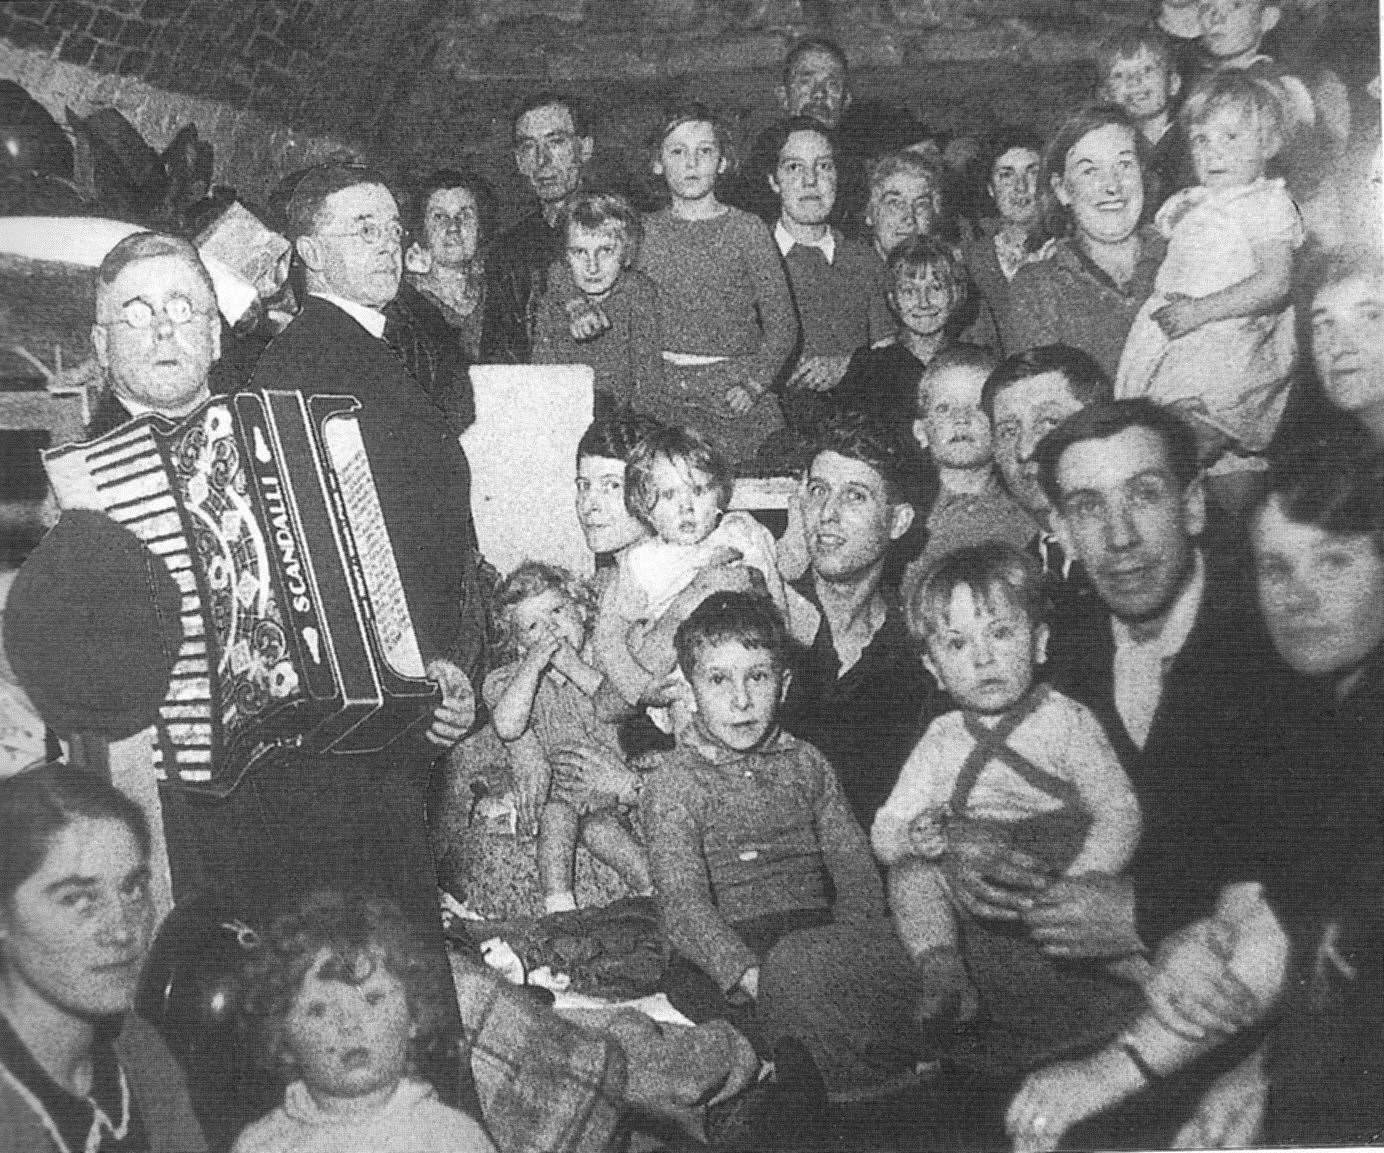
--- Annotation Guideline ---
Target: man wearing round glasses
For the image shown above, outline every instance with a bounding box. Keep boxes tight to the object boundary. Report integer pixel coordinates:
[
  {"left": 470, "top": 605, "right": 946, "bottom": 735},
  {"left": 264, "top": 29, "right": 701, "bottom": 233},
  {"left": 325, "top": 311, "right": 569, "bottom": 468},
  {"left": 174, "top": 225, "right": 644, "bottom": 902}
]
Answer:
[
  {"left": 250, "top": 163, "right": 489, "bottom": 931},
  {"left": 91, "top": 232, "right": 220, "bottom": 427},
  {"left": 481, "top": 92, "right": 594, "bottom": 362}
]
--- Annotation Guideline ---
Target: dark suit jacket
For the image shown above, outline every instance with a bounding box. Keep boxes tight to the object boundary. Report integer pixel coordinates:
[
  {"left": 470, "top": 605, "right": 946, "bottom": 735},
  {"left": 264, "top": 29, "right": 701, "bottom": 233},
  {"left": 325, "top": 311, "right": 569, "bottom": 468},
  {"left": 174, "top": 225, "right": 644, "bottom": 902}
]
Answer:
[
  {"left": 251, "top": 295, "right": 487, "bottom": 685},
  {"left": 1049, "top": 553, "right": 1305, "bottom": 948},
  {"left": 479, "top": 209, "right": 560, "bottom": 363}
]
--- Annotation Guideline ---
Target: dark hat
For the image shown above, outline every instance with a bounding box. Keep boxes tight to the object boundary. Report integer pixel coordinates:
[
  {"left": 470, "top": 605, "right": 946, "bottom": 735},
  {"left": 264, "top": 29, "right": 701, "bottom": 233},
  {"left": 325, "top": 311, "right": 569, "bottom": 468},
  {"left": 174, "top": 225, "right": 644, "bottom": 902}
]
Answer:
[{"left": 3, "top": 509, "right": 182, "bottom": 741}]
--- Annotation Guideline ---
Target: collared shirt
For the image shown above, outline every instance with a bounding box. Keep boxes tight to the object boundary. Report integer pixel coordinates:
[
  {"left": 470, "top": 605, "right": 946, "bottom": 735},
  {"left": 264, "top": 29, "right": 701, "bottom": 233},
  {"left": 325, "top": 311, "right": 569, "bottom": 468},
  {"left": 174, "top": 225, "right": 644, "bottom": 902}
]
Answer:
[
  {"left": 110, "top": 390, "right": 211, "bottom": 422},
  {"left": 641, "top": 724, "right": 884, "bottom": 990},
  {"left": 1111, "top": 550, "right": 1207, "bottom": 748},
  {"left": 311, "top": 291, "right": 387, "bottom": 339},
  {"left": 774, "top": 219, "right": 836, "bottom": 264},
  {"left": 0, "top": 1010, "right": 147, "bottom": 1153}
]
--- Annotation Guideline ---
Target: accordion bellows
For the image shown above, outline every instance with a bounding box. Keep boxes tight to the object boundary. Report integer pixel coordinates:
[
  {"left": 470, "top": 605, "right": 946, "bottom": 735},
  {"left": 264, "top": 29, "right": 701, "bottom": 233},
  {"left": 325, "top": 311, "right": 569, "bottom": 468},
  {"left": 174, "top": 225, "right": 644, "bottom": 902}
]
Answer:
[{"left": 44, "top": 390, "right": 440, "bottom": 794}]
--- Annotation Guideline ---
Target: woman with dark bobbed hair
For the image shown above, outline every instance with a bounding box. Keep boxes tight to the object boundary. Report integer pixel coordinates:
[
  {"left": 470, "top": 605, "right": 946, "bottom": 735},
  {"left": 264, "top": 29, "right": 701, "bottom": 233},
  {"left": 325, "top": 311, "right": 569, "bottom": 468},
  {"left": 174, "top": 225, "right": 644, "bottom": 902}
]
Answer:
[
  {"left": 0, "top": 766, "right": 207, "bottom": 1152},
  {"left": 962, "top": 127, "right": 1053, "bottom": 346}
]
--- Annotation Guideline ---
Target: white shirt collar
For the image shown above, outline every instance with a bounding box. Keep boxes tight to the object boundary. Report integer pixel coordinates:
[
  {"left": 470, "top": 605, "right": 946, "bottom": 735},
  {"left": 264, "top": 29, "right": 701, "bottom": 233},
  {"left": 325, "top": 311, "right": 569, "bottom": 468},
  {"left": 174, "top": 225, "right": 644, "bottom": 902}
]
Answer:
[
  {"left": 113, "top": 388, "right": 211, "bottom": 421},
  {"left": 311, "top": 291, "right": 387, "bottom": 339},
  {"left": 775, "top": 220, "right": 835, "bottom": 265},
  {"left": 1111, "top": 549, "right": 1206, "bottom": 657}
]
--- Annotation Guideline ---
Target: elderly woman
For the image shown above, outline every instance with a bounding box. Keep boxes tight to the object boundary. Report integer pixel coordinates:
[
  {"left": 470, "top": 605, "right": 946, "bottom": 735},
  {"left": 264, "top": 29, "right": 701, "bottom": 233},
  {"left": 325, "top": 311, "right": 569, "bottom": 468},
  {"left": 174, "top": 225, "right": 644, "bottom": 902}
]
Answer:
[
  {"left": 0, "top": 766, "right": 207, "bottom": 1152},
  {"left": 1005, "top": 443, "right": 1384, "bottom": 1151},
  {"left": 961, "top": 129, "right": 1052, "bottom": 346},
  {"left": 1004, "top": 105, "right": 1166, "bottom": 380},
  {"left": 863, "top": 149, "right": 951, "bottom": 260}
]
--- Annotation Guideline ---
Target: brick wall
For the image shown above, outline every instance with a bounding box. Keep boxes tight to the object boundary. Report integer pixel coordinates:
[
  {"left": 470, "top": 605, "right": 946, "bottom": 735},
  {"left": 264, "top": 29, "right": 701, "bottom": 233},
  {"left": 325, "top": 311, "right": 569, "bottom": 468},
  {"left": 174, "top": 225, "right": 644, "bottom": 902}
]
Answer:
[{"left": 2, "top": 0, "right": 1134, "bottom": 225}]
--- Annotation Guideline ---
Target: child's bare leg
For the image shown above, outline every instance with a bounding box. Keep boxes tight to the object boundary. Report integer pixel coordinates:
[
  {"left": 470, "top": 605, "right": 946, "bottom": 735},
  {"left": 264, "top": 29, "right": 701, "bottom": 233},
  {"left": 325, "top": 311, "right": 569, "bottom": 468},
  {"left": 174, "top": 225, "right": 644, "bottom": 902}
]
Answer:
[
  {"left": 580, "top": 811, "right": 653, "bottom": 895},
  {"left": 889, "top": 856, "right": 978, "bottom": 1024},
  {"left": 539, "top": 800, "right": 581, "bottom": 913}
]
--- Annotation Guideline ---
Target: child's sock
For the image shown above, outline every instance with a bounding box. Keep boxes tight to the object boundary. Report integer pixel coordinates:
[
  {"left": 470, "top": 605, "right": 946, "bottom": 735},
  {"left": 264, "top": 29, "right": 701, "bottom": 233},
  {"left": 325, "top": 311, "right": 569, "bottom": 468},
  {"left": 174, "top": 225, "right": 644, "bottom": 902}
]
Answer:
[
  {"left": 910, "top": 945, "right": 980, "bottom": 1026},
  {"left": 544, "top": 891, "right": 577, "bottom": 914}
]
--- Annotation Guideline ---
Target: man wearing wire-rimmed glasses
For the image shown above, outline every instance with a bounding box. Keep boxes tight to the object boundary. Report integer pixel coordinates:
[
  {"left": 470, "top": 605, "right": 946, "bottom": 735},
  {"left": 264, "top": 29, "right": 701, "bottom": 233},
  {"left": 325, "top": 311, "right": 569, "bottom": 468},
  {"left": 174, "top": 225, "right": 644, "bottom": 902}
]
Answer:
[
  {"left": 481, "top": 92, "right": 594, "bottom": 362},
  {"left": 88, "top": 232, "right": 220, "bottom": 432}
]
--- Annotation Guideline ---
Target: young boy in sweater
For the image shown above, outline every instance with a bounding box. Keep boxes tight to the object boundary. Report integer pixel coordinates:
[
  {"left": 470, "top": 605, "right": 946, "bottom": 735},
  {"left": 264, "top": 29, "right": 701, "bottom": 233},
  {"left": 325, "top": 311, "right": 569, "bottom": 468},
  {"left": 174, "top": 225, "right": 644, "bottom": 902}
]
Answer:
[
  {"left": 905, "top": 345, "right": 1037, "bottom": 577},
  {"left": 641, "top": 591, "right": 885, "bottom": 1038}
]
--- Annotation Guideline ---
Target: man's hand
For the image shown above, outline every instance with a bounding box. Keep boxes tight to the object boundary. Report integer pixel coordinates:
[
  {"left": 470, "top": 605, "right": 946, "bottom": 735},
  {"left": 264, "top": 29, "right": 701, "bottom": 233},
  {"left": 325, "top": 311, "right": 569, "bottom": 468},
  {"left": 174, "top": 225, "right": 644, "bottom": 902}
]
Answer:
[
  {"left": 1172, "top": 1048, "right": 1268, "bottom": 1148},
  {"left": 942, "top": 820, "right": 1051, "bottom": 921},
  {"left": 424, "top": 658, "right": 475, "bottom": 748},
  {"left": 1023, "top": 873, "right": 1144, "bottom": 959},
  {"left": 1152, "top": 293, "right": 1204, "bottom": 339},
  {"left": 725, "top": 385, "right": 756, "bottom": 414},
  {"left": 788, "top": 354, "right": 851, "bottom": 393},
  {"left": 1144, "top": 918, "right": 1258, "bottom": 1041}
]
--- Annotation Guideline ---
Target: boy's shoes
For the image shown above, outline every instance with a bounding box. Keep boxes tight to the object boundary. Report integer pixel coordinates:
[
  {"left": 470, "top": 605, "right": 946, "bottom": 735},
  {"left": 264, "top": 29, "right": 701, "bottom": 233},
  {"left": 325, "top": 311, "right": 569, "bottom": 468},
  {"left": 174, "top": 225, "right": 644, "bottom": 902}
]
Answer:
[{"left": 704, "top": 1037, "right": 827, "bottom": 1152}]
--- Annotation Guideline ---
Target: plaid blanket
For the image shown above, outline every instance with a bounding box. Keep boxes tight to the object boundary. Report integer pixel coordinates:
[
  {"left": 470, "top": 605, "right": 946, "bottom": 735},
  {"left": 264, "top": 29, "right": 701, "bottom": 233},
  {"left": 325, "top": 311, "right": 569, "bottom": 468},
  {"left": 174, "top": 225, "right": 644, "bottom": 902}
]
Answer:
[{"left": 451, "top": 952, "right": 628, "bottom": 1153}]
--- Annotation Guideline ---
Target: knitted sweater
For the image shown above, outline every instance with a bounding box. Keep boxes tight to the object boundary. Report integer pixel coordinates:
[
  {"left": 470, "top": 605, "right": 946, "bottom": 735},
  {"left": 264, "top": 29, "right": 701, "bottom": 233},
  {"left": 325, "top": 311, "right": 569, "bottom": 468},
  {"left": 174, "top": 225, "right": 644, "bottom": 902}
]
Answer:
[
  {"left": 1004, "top": 227, "right": 1167, "bottom": 382},
  {"left": 636, "top": 207, "right": 798, "bottom": 394},
  {"left": 780, "top": 230, "right": 894, "bottom": 359},
  {"left": 232, "top": 1078, "right": 492, "bottom": 1153},
  {"left": 641, "top": 726, "right": 884, "bottom": 991},
  {"left": 532, "top": 262, "right": 664, "bottom": 411}
]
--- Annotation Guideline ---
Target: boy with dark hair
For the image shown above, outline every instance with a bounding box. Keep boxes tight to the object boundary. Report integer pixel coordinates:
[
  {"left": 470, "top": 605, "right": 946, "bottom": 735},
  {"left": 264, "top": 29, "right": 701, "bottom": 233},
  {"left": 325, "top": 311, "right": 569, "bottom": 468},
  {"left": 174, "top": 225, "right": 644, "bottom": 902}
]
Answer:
[{"left": 642, "top": 590, "right": 884, "bottom": 1033}]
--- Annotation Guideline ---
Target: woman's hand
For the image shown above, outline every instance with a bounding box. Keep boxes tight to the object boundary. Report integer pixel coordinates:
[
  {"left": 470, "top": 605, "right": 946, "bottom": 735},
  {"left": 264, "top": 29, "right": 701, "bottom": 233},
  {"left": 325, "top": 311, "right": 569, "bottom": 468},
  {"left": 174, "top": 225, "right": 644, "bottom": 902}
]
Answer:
[
  {"left": 424, "top": 658, "right": 476, "bottom": 748},
  {"left": 550, "top": 742, "right": 638, "bottom": 809},
  {"left": 942, "top": 820, "right": 1052, "bottom": 921},
  {"left": 725, "top": 385, "right": 756, "bottom": 414},
  {"left": 1171, "top": 1047, "right": 1268, "bottom": 1148},
  {"left": 1153, "top": 293, "right": 1204, "bottom": 339},
  {"left": 1143, "top": 917, "right": 1257, "bottom": 1041}
]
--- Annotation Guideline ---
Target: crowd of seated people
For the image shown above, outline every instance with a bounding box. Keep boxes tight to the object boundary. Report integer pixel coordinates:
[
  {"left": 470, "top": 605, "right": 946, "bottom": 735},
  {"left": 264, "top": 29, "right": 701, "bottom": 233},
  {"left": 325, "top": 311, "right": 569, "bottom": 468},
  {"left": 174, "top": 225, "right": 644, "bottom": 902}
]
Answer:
[{"left": 1, "top": 6, "right": 1382, "bottom": 1151}]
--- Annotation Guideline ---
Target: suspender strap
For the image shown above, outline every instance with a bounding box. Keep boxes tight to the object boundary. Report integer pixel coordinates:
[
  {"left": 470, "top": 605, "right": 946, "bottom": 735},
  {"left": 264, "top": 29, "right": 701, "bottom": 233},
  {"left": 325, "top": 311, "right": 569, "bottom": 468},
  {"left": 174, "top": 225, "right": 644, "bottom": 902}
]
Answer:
[{"left": 948, "top": 684, "right": 1083, "bottom": 813}]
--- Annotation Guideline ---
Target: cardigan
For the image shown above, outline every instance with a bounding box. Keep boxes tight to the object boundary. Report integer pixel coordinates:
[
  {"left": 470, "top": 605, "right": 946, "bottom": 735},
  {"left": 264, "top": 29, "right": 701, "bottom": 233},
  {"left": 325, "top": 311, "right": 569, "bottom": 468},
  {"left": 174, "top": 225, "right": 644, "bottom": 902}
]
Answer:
[
  {"left": 641, "top": 726, "right": 885, "bottom": 992},
  {"left": 1004, "top": 226, "right": 1167, "bottom": 382}
]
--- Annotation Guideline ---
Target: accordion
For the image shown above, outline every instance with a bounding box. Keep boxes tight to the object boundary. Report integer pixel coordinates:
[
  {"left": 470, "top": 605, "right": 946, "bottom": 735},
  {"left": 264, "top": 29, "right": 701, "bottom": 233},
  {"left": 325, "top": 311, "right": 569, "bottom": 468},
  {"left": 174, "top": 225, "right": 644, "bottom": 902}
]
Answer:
[{"left": 44, "top": 390, "right": 441, "bottom": 794}]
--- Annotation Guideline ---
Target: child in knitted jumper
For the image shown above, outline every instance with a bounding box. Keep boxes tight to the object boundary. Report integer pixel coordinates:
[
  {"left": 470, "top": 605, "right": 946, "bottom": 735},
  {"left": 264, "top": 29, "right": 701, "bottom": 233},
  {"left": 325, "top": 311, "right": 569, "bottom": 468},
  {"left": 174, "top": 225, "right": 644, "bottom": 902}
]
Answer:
[
  {"left": 533, "top": 191, "right": 663, "bottom": 418},
  {"left": 234, "top": 892, "right": 494, "bottom": 1153},
  {"left": 593, "top": 426, "right": 818, "bottom": 734},
  {"left": 486, "top": 561, "right": 652, "bottom": 915},
  {"left": 642, "top": 592, "right": 884, "bottom": 1033},
  {"left": 873, "top": 544, "right": 1141, "bottom": 1026},
  {"left": 634, "top": 102, "right": 798, "bottom": 466}
]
